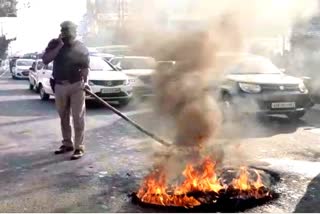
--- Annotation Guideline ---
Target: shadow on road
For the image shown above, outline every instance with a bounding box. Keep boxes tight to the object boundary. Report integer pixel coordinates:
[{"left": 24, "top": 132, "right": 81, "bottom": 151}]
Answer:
[
  {"left": 294, "top": 173, "right": 320, "bottom": 213},
  {"left": 0, "top": 88, "right": 32, "bottom": 96},
  {"left": 0, "top": 98, "right": 57, "bottom": 117},
  {"left": 0, "top": 116, "right": 53, "bottom": 128},
  {"left": 0, "top": 78, "right": 29, "bottom": 85},
  {"left": 52, "top": 173, "right": 143, "bottom": 213},
  {"left": 0, "top": 97, "right": 146, "bottom": 118}
]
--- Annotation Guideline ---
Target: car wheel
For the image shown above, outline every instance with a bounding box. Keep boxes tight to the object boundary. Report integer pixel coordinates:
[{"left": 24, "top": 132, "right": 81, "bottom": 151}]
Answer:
[
  {"left": 118, "top": 99, "right": 131, "bottom": 107},
  {"left": 29, "top": 82, "right": 34, "bottom": 90},
  {"left": 34, "top": 84, "right": 40, "bottom": 93},
  {"left": 39, "top": 85, "right": 50, "bottom": 101},
  {"left": 287, "top": 111, "right": 306, "bottom": 121}
]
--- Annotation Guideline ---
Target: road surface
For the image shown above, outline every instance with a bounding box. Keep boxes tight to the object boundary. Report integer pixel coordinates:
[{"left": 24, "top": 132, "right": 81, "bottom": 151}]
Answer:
[{"left": 0, "top": 71, "right": 319, "bottom": 212}]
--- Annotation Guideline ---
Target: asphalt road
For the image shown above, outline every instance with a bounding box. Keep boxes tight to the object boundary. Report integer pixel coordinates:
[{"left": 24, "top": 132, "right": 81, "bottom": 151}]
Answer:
[{"left": 0, "top": 70, "right": 319, "bottom": 212}]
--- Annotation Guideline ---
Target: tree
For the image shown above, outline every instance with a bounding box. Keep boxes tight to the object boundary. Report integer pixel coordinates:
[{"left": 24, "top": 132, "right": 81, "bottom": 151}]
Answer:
[
  {"left": 0, "top": 0, "right": 18, "bottom": 17},
  {"left": 0, "top": 35, "right": 15, "bottom": 59}
]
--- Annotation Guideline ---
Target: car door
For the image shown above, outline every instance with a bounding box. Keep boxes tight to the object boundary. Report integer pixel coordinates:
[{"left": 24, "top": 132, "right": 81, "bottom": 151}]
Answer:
[
  {"left": 29, "top": 61, "right": 37, "bottom": 84},
  {"left": 42, "top": 63, "right": 53, "bottom": 79},
  {"left": 35, "top": 60, "right": 45, "bottom": 84},
  {"left": 40, "top": 63, "right": 54, "bottom": 95}
]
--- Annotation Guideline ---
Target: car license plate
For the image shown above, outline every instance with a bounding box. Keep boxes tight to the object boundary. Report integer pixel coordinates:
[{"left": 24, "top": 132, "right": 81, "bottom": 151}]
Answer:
[
  {"left": 271, "top": 102, "right": 295, "bottom": 109},
  {"left": 101, "top": 88, "right": 121, "bottom": 94}
]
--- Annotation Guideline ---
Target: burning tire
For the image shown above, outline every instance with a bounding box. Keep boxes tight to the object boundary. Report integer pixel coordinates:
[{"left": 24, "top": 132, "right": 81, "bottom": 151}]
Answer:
[{"left": 131, "top": 162, "right": 279, "bottom": 212}]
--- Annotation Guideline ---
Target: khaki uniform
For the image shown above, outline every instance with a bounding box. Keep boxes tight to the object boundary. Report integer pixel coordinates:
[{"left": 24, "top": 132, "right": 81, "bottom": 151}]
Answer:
[{"left": 55, "top": 81, "right": 86, "bottom": 151}]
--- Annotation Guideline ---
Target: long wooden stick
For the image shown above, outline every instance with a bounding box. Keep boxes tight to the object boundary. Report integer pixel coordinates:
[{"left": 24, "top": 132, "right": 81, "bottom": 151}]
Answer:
[{"left": 84, "top": 88, "right": 171, "bottom": 147}]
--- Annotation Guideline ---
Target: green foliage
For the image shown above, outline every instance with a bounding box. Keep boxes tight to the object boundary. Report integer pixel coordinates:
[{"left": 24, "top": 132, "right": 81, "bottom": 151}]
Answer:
[
  {"left": 0, "top": 0, "right": 17, "bottom": 17},
  {"left": 0, "top": 35, "right": 15, "bottom": 59}
]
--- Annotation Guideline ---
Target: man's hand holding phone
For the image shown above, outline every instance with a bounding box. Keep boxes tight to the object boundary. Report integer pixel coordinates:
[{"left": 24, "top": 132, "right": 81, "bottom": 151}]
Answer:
[{"left": 57, "top": 34, "right": 64, "bottom": 48}]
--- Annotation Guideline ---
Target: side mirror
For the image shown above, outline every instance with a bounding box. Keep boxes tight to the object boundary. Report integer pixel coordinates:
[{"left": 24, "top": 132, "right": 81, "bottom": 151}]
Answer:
[
  {"left": 302, "top": 76, "right": 311, "bottom": 81},
  {"left": 30, "top": 67, "right": 35, "bottom": 71},
  {"left": 116, "top": 65, "right": 122, "bottom": 71}
]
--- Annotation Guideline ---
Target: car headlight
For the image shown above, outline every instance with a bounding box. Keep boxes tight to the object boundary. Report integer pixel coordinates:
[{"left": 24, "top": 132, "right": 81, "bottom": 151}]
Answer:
[
  {"left": 129, "top": 78, "right": 136, "bottom": 83},
  {"left": 124, "top": 79, "right": 131, "bottom": 85},
  {"left": 239, "top": 83, "right": 262, "bottom": 94},
  {"left": 299, "top": 82, "right": 308, "bottom": 93}
]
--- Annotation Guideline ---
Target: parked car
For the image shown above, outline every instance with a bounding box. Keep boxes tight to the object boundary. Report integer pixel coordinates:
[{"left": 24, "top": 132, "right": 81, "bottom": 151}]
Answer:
[
  {"left": 217, "top": 55, "right": 313, "bottom": 120},
  {"left": 12, "top": 58, "right": 35, "bottom": 79},
  {"left": 90, "top": 52, "right": 114, "bottom": 62},
  {"left": 28, "top": 59, "right": 52, "bottom": 92},
  {"left": 109, "top": 56, "right": 156, "bottom": 97},
  {"left": 38, "top": 56, "right": 133, "bottom": 106},
  {"left": 9, "top": 57, "right": 19, "bottom": 74},
  {"left": 96, "top": 45, "right": 131, "bottom": 56}
]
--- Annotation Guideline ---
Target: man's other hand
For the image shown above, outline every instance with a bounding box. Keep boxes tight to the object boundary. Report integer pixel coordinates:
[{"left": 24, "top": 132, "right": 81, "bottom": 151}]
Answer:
[{"left": 83, "top": 83, "right": 91, "bottom": 92}]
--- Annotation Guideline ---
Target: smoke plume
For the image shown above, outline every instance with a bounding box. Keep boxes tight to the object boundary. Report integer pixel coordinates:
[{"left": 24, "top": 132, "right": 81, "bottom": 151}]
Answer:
[{"left": 127, "top": 0, "right": 319, "bottom": 170}]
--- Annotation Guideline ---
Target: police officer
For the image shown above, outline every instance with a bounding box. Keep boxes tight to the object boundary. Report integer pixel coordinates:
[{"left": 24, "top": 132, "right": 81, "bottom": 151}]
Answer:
[{"left": 42, "top": 21, "right": 90, "bottom": 160}]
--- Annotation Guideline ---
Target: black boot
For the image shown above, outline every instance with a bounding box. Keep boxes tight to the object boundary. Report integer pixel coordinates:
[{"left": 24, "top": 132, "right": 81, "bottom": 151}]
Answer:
[{"left": 54, "top": 145, "right": 74, "bottom": 155}]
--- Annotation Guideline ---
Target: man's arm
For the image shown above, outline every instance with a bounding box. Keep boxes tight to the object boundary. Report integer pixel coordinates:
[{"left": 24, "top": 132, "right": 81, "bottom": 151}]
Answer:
[
  {"left": 42, "top": 36, "right": 64, "bottom": 64},
  {"left": 81, "top": 68, "right": 89, "bottom": 83}
]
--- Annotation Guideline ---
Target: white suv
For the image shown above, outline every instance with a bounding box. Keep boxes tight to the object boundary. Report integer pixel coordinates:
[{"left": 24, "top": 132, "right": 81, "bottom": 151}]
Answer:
[{"left": 38, "top": 56, "right": 133, "bottom": 106}]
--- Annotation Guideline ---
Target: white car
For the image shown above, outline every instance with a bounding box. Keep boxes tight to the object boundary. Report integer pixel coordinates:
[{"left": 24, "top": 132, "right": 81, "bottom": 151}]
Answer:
[
  {"left": 29, "top": 59, "right": 52, "bottom": 92},
  {"left": 90, "top": 52, "right": 115, "bottom": 62},
  {"left": 38, "top": 56, "right": 133, "bottom": 106},
  {"left": 109, "top": 56, "right": 156, "bottom": 97},
  {"left": 12, "top": 58, "right": 35, "bottom": 79}
]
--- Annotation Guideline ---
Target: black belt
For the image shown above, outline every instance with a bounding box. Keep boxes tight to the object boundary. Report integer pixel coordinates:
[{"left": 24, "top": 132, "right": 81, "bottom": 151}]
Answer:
[{"left": 55, "top": 80, "right": 81, "bottom": 85}]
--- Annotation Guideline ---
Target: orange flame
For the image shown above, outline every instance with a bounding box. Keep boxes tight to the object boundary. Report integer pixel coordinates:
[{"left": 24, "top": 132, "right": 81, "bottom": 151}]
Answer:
[
  {"left": 137, "top": 158, "right": 268, "bottom": 207},
  {"left": 137, "top": 168, "right": 201, "bottom": 207},
  {"left": 232, "top": 166, "right": 251, "bottom": 190},
  {"left": 174, "top": 157, "right": 223, "bottom": 195}
]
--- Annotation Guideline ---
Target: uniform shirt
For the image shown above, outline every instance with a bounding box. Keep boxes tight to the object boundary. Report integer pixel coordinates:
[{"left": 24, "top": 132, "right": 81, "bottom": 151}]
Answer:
[{"left": 45, "top": 39, "right": 90, "bottom": 83}]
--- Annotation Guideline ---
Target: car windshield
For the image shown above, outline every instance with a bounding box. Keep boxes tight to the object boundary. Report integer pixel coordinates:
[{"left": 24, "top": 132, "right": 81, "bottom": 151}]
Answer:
[
  {"left": 229, "top": 58, "right": 282, "bottom": 74},
  {"left": 17, "top": 60, "right": 34, "bottom": 67},
  {"left": 90, "top": 57, "right": 115, "bottom": 71},
  {"left": 119, "top": 57, "right": 156, "bottom": 70}
]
